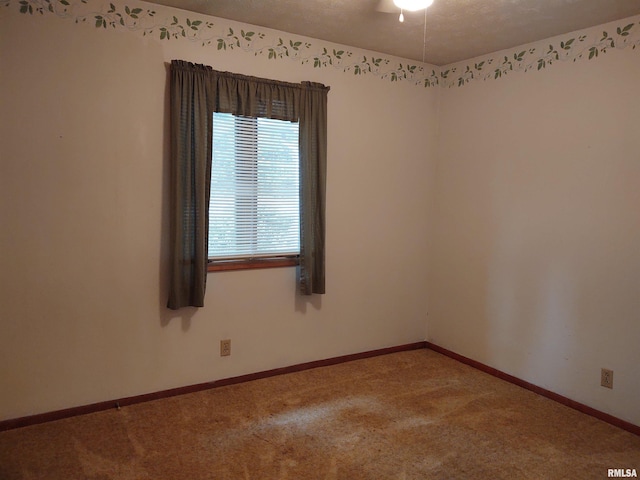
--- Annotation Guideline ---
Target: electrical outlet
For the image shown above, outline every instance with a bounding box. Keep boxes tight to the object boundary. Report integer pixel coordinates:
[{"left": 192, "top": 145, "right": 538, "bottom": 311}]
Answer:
[
  {"left": 220, "top": 339, "right": 231, "bottom": 357},
  {"left": 601, "top": 368, "right": 613, "bottom": 389}
]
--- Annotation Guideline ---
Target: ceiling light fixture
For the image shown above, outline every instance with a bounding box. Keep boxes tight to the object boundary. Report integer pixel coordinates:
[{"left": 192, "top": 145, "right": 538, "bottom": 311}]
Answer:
[{"left": 393, "top": 0, "right": 434, "bottom": 12}]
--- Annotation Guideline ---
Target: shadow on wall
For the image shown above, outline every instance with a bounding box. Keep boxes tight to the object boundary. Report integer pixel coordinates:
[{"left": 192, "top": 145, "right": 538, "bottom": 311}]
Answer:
[
  {"left": 160, "top": 307, "right": 198, "bottom": 331},
  {"left": 294, "top": 275, "right": 323, "bottom": 314},
  {"left": 429, "top": 149, "right": 494, "bottom": 366}
]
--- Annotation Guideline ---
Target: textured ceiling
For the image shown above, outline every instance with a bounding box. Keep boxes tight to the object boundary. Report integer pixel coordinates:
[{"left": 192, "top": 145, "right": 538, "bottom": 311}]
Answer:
[{"left": 144, "top": 0, "right": 640, "bottom": 65}]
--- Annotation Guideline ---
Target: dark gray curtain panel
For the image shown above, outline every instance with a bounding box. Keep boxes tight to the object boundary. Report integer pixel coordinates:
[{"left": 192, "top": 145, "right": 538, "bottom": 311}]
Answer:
[
  {"left": 167, "top": 61, "right": 213, "bottom": 309},
  {"left": 299, "top": 82, "right": 328, "bottom": 295}
]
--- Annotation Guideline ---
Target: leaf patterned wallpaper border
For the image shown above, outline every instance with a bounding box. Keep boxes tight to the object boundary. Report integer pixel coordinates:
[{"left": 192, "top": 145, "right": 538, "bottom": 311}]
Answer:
[{"left": 3, "top": 0, "right": 639, "bottom": 88}]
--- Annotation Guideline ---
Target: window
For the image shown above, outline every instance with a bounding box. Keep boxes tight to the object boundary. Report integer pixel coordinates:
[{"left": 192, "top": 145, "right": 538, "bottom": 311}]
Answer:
[{"left": 208, "top": 113, "right": 300, "bottom": 269}]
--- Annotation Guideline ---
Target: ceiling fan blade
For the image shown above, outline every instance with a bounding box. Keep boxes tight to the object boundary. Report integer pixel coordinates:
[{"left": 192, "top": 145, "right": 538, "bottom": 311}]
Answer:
[{"left": 375, "top": 0, "right": 397, "bottom": 13}]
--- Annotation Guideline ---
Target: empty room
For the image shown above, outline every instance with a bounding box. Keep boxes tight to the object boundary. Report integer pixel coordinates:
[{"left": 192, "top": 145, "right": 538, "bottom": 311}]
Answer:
[{"left": 1, "top": 0, "right": 639, "bottom": 477}]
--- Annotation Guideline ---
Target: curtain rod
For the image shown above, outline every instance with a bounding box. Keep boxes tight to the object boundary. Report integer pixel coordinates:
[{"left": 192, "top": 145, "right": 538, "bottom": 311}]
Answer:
[{"left": 169, "top": 60, "right": 330, "bottom": 92}]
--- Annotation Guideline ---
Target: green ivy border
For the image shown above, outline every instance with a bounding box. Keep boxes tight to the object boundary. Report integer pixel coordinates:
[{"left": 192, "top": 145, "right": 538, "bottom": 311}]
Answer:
[
  {"left": 4, "top": 0, "right": 639, "bottom": 89},
  {"left": 443, "top": 23, "right": 638, "bottom": 87}
]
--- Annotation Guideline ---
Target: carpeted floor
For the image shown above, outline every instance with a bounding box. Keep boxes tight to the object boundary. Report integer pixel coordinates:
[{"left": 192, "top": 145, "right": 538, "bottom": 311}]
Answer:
[{"left": 1, "top": 349, "right": 639, "bottom": 479}]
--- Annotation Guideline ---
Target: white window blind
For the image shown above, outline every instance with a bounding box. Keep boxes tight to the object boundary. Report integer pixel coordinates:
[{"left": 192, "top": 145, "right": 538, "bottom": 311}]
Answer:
[{"left": 208, "top": 112, "right": 300, "bottom": 260}]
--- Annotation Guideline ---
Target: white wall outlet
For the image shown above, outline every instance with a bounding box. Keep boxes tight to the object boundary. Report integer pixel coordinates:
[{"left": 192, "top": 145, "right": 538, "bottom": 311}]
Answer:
[
  {"left": 601, "top": 368, "right": 613, "bottom": 389},
  {"left": 220, "top": 339, "right": 231, "bottom": 357}
]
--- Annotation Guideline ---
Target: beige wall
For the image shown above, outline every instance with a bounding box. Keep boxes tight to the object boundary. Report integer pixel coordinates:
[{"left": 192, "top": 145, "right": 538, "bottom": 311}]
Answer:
[
  {"left": 0, "top": 5, "right": 438, "bottom": 419},
  {"left": 430, "top": 39, "right": 640, "bottom": 425}
]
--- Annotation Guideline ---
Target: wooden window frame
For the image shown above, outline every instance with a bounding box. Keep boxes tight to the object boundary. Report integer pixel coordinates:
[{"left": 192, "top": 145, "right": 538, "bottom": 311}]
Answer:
[{"left": 208, "top": 255, "right": 299, "bottom": 272}]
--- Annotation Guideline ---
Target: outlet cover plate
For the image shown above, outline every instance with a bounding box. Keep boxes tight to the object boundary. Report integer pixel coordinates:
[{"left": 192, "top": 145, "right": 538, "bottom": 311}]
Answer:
[{"left": 220, "top": 339, "right": 231, "bottom": 357}]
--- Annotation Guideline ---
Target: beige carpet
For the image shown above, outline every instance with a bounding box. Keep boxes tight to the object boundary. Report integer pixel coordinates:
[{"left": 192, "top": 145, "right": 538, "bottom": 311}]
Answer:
[{"left": 1, "top": 349, "right": 639, "bottom": 479}]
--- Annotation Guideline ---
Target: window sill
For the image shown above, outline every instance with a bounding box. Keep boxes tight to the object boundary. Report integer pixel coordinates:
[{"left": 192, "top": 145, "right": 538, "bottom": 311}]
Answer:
[{"left": 208, "top": 256, "right": 299, "bottom": 272}]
